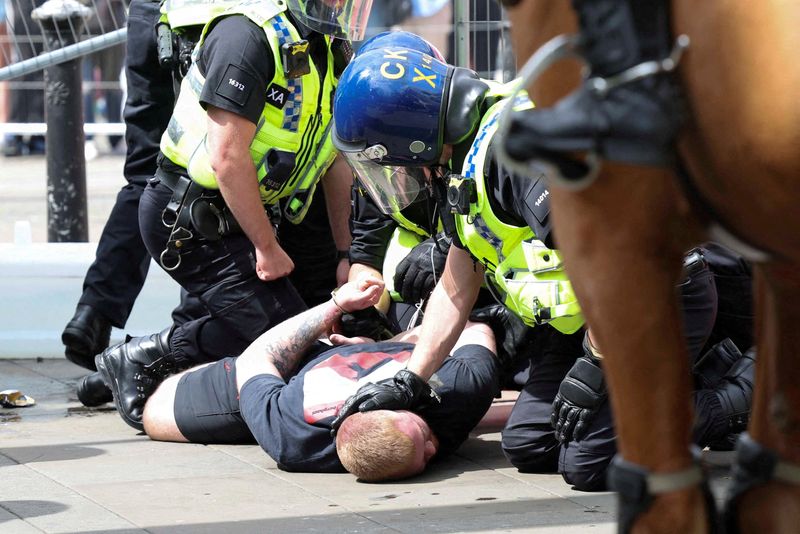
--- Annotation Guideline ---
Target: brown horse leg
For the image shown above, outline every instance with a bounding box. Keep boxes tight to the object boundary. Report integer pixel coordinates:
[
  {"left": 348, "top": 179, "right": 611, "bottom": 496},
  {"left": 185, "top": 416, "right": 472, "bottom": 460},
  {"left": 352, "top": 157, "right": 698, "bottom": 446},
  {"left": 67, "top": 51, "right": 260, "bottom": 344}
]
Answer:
[
  {"left": 549, "top": 163, "right": 707, "bottom": 532},
  {"left": 733, "top": 263, "right": 800, "bottom": 532}
]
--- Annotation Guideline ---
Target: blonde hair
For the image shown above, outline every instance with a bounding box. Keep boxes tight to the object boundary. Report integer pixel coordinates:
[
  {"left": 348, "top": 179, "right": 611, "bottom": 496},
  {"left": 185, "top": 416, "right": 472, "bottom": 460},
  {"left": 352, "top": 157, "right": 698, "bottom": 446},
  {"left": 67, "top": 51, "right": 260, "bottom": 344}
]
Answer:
[{"left": 336, "top": 411, "right": 417, "bottom": 482}]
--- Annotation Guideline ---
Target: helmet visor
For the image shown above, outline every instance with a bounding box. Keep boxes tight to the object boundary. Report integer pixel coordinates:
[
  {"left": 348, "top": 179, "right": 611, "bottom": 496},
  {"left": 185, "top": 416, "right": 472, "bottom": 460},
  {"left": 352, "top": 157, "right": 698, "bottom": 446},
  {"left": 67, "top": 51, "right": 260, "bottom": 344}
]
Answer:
[
  {"left": 343, "top": 151, "right": 428, "bottom": 214},
  {"left": 287, "top": 0, "right": 373, "bottom": 41}
]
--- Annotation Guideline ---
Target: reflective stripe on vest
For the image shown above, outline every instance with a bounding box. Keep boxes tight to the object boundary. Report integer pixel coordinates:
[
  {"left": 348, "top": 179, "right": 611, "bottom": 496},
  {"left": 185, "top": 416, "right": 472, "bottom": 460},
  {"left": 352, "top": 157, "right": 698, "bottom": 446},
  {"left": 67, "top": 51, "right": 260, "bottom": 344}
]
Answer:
[
  {"left": 159, "top": 2, "right": 337, "bottom": 218},
  {"left": 455, "top": 98, "right": 584, "bottom": 334}
]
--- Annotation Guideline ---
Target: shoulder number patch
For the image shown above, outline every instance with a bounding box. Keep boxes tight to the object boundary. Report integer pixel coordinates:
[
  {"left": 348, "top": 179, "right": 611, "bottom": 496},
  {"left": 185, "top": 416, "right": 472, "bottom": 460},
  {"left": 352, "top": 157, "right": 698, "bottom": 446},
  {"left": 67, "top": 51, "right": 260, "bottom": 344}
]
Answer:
[
  {"left": 266, "top": 83, "right": 290, "bottom": 109},
  {"left": 215, "top": 64, "right": 256, "bottom": 107}
]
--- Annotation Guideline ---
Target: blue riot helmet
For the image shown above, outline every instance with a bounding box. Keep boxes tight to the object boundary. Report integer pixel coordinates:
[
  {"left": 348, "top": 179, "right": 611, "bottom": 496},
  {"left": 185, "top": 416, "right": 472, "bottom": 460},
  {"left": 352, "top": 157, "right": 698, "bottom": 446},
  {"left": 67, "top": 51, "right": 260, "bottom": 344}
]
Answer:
[
  {"left": 333, "top": 45, "right": 490, "bottom": 214},
  {"left": 358, "top": 30, "right": 445, "bottom": 61},
  {"left": 286, "top": 0, "right": 373, "bottom": 40}
]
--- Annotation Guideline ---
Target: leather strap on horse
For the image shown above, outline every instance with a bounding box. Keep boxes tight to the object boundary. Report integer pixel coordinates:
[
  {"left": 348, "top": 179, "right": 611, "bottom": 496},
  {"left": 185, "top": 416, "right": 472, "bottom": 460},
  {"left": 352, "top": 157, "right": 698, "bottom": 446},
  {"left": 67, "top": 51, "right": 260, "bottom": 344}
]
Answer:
[
  {"left": 723, "top": 433, "right": 800, "bottom": 534},
  {"left": 608, "top": 447, "right": 722, "bottom": 533},
  {"left": 498, "top": 0, "right": 689, "bottom": 190}
]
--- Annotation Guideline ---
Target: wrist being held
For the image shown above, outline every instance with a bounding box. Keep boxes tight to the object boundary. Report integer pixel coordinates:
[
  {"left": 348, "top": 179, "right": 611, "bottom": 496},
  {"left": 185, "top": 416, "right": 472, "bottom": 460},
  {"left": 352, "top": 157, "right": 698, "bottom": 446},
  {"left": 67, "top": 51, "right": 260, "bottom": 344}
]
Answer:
[
  {"left": 330, "top": 287, "right": 350, "bottom": 314},
  {"left": 330, "top": 275, "right": 385, "bottom": 315}
]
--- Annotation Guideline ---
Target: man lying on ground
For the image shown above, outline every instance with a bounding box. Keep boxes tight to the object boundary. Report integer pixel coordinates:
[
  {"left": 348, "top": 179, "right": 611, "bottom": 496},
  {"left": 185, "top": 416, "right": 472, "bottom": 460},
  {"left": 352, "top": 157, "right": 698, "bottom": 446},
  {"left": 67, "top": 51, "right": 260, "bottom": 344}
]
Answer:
[{"left": 142, "top": 275, "right": 501, "bottom": 481}]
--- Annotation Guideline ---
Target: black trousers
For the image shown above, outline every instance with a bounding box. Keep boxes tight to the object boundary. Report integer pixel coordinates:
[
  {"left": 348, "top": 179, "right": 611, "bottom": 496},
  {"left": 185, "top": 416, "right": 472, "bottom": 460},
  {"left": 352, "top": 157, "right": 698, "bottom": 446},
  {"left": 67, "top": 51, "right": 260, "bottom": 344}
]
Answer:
[
  {"left": 77, "top": 0, "right": 177, "bottom": 328},
  {"left": 139, "top": 181, "right": 308, "bottom": 365},
  {"left": 502, "top": 260, "right": 720, "bottom": 491}
]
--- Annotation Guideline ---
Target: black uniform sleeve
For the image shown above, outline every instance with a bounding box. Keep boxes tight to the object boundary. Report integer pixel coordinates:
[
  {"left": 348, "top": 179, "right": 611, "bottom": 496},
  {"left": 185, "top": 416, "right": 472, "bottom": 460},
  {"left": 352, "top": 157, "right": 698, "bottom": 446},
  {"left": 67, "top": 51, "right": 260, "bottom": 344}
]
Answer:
[
  {"left": 423, "top": 344, "right": 501, "bottom": 456},
  {"left": 485, "top": 141, "right": 556, "bottom": 249},
  {"left": 196, "top": 16, "right": 275, "bottom": 125},
  {"left": 349, "top": 182, "right": 399, "bottom": 271}
]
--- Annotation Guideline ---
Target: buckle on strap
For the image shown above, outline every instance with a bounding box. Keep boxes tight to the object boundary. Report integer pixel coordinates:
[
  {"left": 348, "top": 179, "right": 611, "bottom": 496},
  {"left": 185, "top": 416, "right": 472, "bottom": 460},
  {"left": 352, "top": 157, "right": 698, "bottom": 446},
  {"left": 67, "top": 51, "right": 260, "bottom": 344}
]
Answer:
[{"left": 588, "top": 35, "right": 691, "bottom": 97}]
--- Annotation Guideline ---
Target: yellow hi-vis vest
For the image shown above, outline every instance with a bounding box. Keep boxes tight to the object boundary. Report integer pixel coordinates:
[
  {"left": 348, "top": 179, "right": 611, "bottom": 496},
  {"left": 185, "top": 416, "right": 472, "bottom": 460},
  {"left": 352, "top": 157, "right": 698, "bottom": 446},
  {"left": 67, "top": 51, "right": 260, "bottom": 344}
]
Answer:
[
  {"left": 160, "top": 0, "right": 338, "bottom": 223},
  {"left": 454, "top": 98, "right": 584, "bottom": 334},
  {"left": 382, "top": 198, "right": 447, "bottom": 301},
  {"left": 160, "top": 0, "right": 240, "bottom": 31}
]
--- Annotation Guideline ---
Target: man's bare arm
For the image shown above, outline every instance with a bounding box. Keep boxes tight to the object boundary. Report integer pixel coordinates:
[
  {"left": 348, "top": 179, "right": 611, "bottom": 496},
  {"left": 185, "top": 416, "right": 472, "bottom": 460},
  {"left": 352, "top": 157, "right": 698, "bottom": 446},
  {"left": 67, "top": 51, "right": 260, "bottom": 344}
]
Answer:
[
  {"left": 405, "top": 245, "right": 484, "bottom": 380},
  {"left": 235, "top": 276, "right": 384, "bottom": 391}
]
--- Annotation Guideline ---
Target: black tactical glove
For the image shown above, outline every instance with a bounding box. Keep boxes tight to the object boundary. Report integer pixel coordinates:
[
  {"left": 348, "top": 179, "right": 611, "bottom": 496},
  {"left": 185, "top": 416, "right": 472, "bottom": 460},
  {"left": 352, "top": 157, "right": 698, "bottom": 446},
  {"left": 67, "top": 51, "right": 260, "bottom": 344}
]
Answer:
[
  {"left": 340, "top": 306, "right": 395, "bottom": 341},
  {"left": 330, "top": 369, "right": 441, "bottom": 433},
  {"left": 393, "top": 233, "right": 450, "bottom": 303},
  {"left": 468, "top": 304, "right": 535, "bottom": 372},
  {"left": 551, "top": 335, "right": 607, "bottom": 443}
]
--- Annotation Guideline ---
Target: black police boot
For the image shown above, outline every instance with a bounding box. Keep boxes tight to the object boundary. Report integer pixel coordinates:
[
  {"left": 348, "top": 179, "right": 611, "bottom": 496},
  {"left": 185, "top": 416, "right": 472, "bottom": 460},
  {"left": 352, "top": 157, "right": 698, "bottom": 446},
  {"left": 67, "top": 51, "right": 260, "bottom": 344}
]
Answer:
[
  {"left": 62, "top": 304, "right": 113, "bottom": 371},
  {"left": 469, "top": 304, "right": 535, "bottom": 371},
  {"left": 95, "top": 328, "right": 182, "bottom": 431},
  {"left": 692, "top": 338, "right": 743, "bottom": 390},
  {"left": 76, "top": 371, "right": 113, "bottom": 407},
  {"left": 712, "top": 348, "right": 756, "bottom": 436}
]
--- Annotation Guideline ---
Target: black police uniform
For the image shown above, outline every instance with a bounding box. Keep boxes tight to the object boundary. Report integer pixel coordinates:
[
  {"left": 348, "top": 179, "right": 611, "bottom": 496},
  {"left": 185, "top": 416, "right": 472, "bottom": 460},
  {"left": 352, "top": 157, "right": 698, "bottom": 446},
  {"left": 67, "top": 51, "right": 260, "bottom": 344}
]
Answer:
[
  {"left": 79, "top": 0, "right": 177, "bottom": 329},
  {"left": 140, "top": 15, "right": 339, "bottom": 366},
  {"left": 447, "top": 141, "right": 740, "bottom": 491},
  {"left": 64, "top": 0, "right": 205, "bottom": 372}
]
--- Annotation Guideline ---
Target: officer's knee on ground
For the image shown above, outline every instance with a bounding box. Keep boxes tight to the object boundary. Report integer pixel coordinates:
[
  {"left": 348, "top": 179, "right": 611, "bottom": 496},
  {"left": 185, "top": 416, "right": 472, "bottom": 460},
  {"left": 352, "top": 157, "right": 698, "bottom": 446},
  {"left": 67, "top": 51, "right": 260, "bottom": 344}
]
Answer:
[
  {"left": 501, "top": 424, "right": 559, "bottom": 473},
  {"left": 560, "top": 460, "right": 608, "bottom": 492}
]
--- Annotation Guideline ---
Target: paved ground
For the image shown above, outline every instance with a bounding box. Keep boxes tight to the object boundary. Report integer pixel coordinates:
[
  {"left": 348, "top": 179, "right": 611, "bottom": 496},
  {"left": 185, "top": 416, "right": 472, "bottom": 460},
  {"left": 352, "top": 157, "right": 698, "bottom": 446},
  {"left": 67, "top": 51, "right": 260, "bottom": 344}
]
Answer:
[
  {"left": 1, "top": 359, "right": 617, "bottom": 534},
  {"left": 0, "top": 153, "right": 124, "bottom": 243}
]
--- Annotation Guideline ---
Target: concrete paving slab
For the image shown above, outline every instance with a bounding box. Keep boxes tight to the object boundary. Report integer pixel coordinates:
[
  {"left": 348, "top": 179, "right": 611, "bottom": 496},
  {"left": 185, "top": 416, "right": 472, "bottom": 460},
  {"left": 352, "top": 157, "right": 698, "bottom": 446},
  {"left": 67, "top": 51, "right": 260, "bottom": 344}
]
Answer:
[
  {"left": 3, "top": 359, "right": 742, "bottom": 533},
  {"left": 0, "top": 465, "right": 141, "bottom": 533},
  {"left": 0, "top": 508, "right": 44, "bottom": 534}
]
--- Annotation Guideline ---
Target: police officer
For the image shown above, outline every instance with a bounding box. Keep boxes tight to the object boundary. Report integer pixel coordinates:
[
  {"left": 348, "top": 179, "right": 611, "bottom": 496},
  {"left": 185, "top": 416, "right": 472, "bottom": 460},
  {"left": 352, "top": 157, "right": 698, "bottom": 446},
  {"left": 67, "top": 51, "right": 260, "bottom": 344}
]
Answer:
[
  {"left": 341, "top": 32, "right": 449, "bottom": 339},
  {"left": 96, "top": 0, "right": 372, "bottom": 431},
  {"left": 61, "top": 0, "right": 183, "bottom": 371},
  {"left": 328, "top": 37, "right": 755, "bottom": 490}
]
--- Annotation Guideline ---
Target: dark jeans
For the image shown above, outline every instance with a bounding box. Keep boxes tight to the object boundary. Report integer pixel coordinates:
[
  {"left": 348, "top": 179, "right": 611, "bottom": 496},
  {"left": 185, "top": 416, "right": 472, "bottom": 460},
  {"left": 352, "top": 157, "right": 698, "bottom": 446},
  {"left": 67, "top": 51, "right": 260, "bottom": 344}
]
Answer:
[
  {"left": 502, "top": 262, "right": 719, "bottom": 491},
  {"left": 77, "top": 0, "right": 177, "bottom": 327},
  {"left": 139, "top": 180, "right": 307, "bottom": 365},
  {"left": 701, "top": 242, "right": 754, "bottom": 352}
]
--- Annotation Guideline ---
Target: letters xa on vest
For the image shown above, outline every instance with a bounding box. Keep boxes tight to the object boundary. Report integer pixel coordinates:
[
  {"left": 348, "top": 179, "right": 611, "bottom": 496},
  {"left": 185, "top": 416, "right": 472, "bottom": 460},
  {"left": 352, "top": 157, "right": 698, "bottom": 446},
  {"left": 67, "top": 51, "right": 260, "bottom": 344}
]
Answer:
[{"left": 160, "top": 0, "right": 338, "bottom": 223}]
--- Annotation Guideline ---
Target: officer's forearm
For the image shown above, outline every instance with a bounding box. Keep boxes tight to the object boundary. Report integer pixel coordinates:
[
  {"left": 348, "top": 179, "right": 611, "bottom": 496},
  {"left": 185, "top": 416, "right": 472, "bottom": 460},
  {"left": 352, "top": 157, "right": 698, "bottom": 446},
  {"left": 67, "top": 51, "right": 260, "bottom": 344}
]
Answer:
[
  {"left": 405, "top": 246, "right": 483, "bottom": 380},
  {"left": 235, "top": 299, "right": 342, "bottom": 389},
  {"left": 322, "top": 155, "right": 353, "bottom": 252},
  {"left": 207, "top": 107, "right": 274, "bottom": 251},
  {"left": 216, "top": 161, "right": 276, "bottom": 252}
]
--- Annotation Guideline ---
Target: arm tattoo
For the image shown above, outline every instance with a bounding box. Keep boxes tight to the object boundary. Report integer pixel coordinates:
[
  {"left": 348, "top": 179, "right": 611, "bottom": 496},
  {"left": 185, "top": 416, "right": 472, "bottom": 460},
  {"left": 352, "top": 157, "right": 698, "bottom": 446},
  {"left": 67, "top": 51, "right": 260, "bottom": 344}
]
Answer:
[{"left": 258, "top": 302, "right": 340, "bottom": 378}]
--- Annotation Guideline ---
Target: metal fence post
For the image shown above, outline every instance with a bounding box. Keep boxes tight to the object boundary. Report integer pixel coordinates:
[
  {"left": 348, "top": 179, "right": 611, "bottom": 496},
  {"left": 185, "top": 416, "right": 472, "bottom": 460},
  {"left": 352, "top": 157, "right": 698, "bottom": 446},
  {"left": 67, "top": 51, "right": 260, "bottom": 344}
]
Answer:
[
  {"left": 452, "top": 1, "right": 470, "bottom": 69},
  {"left": 32, "top": 0, "right": 92, "bottom": 242}
]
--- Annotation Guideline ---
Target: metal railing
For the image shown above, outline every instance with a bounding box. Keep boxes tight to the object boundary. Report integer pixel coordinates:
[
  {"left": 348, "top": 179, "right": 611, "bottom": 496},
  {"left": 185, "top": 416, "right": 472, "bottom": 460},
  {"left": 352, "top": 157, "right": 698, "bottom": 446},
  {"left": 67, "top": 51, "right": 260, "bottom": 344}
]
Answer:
[{"left": 0, "top": 0, "right": 514, "bottom": 243}]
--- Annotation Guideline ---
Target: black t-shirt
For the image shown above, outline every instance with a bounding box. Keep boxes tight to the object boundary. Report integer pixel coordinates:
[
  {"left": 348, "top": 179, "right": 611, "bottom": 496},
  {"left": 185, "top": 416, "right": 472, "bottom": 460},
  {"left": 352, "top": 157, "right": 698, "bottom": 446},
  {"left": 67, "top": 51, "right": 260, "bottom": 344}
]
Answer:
[
  {"left": 238, "top": 341, "right": 500, "bottom": 472},
  {"left": 453, "top": 137, "right": 555, "bottom": 251},
  {"left": 196, "top": 15, "right": 275, "bottom": 125}
]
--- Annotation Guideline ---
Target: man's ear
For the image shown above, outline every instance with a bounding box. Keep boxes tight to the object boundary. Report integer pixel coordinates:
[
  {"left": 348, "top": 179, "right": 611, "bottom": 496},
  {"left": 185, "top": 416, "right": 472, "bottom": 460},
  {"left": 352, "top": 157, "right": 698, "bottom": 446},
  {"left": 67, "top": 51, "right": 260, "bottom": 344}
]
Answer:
[{"left": 443, "top": 68, "right": 489, "bottom": 145}]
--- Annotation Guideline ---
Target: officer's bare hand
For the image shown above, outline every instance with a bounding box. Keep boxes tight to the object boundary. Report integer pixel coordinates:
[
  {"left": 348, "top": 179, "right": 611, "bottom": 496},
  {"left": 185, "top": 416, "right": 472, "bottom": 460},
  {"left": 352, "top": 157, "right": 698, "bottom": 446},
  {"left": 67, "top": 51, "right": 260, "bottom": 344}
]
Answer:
[
  {"left": 333, "top": 274, "right": 384, "bottom": 313},
  {"left": 255, "top": 243, "right": 295, "bottom": 281},
  {"left": 329, "top": 333, "right": 377, "bottom": 345}
]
